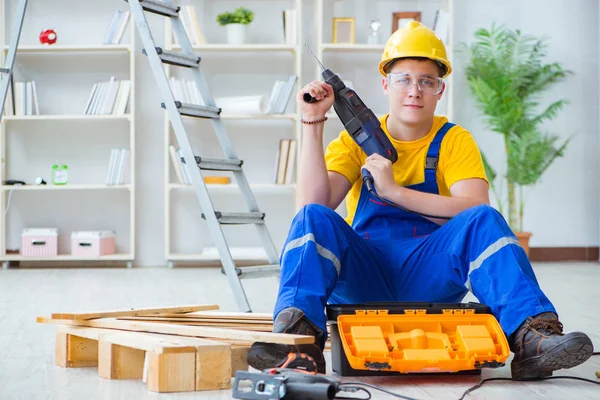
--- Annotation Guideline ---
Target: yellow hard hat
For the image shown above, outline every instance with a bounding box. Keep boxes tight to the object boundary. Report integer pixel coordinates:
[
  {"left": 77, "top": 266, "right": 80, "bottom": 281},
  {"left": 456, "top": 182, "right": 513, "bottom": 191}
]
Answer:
[{"left": 378, "top": 21, "right": 452, "bottom": 78}]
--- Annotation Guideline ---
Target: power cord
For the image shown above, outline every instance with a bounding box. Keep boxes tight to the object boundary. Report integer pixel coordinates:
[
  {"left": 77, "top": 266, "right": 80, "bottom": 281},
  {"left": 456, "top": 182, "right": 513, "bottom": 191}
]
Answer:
[{"left": 333, "top": 352, "right": 600, "bottom": 400}]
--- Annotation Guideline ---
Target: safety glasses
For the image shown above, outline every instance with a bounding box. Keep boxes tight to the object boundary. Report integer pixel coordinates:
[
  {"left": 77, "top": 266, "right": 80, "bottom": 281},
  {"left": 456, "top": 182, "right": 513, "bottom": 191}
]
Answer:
[{"left": 386, "top": 72, "right": 444, "bottom": 95}]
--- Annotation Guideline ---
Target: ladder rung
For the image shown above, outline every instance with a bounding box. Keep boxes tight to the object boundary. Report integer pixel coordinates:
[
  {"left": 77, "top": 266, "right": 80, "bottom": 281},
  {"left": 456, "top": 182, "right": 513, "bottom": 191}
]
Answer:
[
  {"left": 202, "top": 212, "right": 265, "bottom": 225},
  {"left": 143, "top": 47, "right": 201, "bottom": 68},
  {"left": 185, "top": 156, "right": 243, "bottom": 171},
  {"left": 134, "top": 0, "right": 180, "bottom": 17},
  {"left": 221, "top": 264, "right": 281, "bottom": 279},
  {"left": 161, "top": 101, "right": 221, "bottom": 119},
  {"left": 0, "top": 67, "right": 9, "bottom": 74}
]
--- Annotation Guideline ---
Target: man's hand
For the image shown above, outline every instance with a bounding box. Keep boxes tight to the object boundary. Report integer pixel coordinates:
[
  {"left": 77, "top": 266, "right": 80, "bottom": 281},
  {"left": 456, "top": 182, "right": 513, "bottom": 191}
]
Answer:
[{"left": 362, "top": 154, "right": 397, "bottom": 197}]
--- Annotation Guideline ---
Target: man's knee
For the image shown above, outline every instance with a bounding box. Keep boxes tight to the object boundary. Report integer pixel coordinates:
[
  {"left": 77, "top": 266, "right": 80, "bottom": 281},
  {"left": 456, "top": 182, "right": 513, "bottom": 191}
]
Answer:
[{"left": 297, "top": 203, "right": 340, "bottom": 222}]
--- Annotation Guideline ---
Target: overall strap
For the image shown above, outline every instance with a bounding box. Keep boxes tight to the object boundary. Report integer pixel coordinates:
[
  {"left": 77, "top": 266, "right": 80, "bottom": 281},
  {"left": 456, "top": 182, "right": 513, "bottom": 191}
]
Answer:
[{"left": 424, "top": 122, "right": 455, "bottom": 183}]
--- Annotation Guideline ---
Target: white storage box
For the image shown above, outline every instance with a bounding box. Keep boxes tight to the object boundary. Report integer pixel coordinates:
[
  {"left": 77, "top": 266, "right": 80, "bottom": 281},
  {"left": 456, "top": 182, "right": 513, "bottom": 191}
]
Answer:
[
  {"left": 21, "top": 228, "right": 58, "bottom": 257},
  {"left": 71, "top": 231, "right": 115, "bottom": 257}
]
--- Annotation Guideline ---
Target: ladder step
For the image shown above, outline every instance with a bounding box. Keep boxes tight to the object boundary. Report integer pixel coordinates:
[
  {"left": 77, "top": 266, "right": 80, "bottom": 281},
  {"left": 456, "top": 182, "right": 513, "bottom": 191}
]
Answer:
[
  {"left": 143, "top": 47, "right": 201, "bottom": 68},
  {"left": 181, "top": 156, "right": 243, "bottom": 171},
  {"left": 134, "top": 0, "right": 180, "bottom": 17},
  {"left": 0, "top": 67, "right": 9, "bottom": 74},
  {"left": 221, "top": 264, "right": 281, "bottom": 279},
  {"left": 161, "top": 101, "right": 221, "bottom": 119},
  {"left": 202, "top": 212, "right": 265, "bottom": 225}
]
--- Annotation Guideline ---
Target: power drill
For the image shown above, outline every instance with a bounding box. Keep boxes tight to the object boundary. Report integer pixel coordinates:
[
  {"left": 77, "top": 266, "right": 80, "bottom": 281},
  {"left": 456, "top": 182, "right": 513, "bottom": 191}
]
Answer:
[
  {"left": 232, "top": 368, "right": 340, "bottom": 400},
  {"left": 303, "top": 43, "right": 398, "bottom": 191}
]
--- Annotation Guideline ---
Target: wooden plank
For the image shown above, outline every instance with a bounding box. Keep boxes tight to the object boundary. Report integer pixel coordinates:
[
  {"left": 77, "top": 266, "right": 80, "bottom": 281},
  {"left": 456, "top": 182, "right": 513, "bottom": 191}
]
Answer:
[
  {"left": 38, "top": 317, "right": 314, "bottom": 345},
  {"left": 55, "top": 331, "right": 99, "bottom": 368},
  {"left": 120, "top": 316, "right": 273, "bottom": 324},
  {"left": 145, "top": 351, "right": 196, "bottom": 393},
  {"left": 51, "top": 304, "right": 220, "bottom": 320},
  {"left": 98, "top": 341, "right": 145, "bottom": 380},
  {"left": 230, "top": 345, "right": 250, "bottom": 376},
  {"left": 157, "top": 311, "right": 272, "bottom": 320}
]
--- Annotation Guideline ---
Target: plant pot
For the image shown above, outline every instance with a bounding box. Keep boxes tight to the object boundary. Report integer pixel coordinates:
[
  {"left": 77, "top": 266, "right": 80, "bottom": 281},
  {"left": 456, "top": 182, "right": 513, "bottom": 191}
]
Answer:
[
  {"left": 515, "top": 232, "right": 532, "bottom": 257},
  {"left": 226, "top": 23, "right": 246, "bottom": 45}
]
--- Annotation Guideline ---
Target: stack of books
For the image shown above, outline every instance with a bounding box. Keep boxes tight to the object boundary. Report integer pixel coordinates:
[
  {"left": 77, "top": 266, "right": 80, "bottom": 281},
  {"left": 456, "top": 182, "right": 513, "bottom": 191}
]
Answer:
[
  {"left": 84, "top": 77, "right": 130, "bottom": 115},
  {"left": 169, "top": 77, "right": 202, "bottom": 105},
  {"left": 103, "top": 10, "right": 131, "bottom": 45},
  {"left": 266, "top": 75, "right": 297, "bottom": 114},
  {"left": 3, "top": 81, "right": 40, "bottom": 116},
  {"left": 168, "top": 6, "right": 205, "bottom": 46},
  {"left": 273, "top": 139, "right": 297, "bottom": 184},
  {"left": 106, "top": 148, "right": 130, "bottom": 185}
]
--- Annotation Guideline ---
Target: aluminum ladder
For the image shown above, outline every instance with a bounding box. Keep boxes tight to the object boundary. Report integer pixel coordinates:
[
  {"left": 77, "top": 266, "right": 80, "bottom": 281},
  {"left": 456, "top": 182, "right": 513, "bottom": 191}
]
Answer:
[
  {"left": 0, "top": 0, "right": 28, "bottom": 120},
  {"left": 125, "top": 0, "right": 281, "bottom": 312}
]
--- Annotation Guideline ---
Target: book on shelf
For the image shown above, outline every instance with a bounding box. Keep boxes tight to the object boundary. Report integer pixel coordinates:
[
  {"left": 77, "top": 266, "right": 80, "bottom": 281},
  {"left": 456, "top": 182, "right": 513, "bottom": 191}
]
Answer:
[
  {"left": 84, "top": 78, "right": 130, "bottom": 115},
  {"left": 3, "top": 80, "right": 40, "bottom": 116},
  {"left": 169, "top": 145, "right": 188, "bottom": 185},
  {"left": 103, "top": 9, "right": 131, "bottom": 45},
  {"left": 168, "top": 5, "right": 206, "bottom": 46},
  {"left": 273, "top": 139, "right": 297, "bottom": 184},
  {"left": 282, "top": 9, "right": 297, "bottom": 45},
  {"left": 106, "top": 148, "right": 130, "bottom": 185},
  {"left": 267, "top": 75, "right": 297, "bottom": 114},
  {"left": 432, "top": 9, "right": 450, "bottom": 44},
  {"left": 169, "top": 77, "right": 203, "bottom": 105}
]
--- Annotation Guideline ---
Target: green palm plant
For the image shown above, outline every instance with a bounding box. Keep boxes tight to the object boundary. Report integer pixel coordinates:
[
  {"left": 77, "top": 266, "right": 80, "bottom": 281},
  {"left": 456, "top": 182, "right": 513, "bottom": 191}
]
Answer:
[{"left": 459, "top": 24, "right": 572, "bottom": 232}]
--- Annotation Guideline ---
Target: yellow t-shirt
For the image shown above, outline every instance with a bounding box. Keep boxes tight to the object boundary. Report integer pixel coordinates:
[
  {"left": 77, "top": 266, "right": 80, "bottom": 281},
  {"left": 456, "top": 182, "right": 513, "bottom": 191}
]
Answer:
[{"left": 325, "top": 114, "right": 488, "bottom": 225}]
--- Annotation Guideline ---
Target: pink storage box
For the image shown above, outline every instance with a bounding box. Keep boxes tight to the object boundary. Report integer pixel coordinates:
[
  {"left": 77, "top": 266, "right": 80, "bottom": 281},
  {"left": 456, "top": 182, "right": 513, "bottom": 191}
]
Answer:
[
  {"left": 21, "top": 228, "right": 58, "bottom": 257},
  {"left": 71, "top": 231, "right": 116, "bottom": 257}
]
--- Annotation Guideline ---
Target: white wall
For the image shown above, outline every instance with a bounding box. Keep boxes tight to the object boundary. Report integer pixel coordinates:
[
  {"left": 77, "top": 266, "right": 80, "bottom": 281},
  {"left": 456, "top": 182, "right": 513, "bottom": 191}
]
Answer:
[
  {"left": 3, "top": 0, "right": 599, "bottom": 267},
  {"left": 452, "top": 0, "right": 600, "bottom": 247}
]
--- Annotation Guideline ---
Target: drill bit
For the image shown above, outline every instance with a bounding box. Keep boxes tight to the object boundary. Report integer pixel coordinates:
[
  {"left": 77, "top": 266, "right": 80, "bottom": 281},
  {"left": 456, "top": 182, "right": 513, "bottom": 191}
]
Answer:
[{"left": 304, "top": 42, "right": 326, "bottom": 71}]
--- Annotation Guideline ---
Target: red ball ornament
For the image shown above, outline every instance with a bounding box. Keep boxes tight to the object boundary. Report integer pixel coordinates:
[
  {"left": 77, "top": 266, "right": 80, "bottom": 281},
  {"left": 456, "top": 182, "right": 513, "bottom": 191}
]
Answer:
[{"left": 39, "top": 29, "right": 57, "bottom": 45}]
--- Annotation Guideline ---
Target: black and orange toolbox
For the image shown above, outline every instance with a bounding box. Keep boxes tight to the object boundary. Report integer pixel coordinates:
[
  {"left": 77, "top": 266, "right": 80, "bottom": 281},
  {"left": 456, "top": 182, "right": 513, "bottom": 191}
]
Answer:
[{"left": 326, "top": 302, "right": 510, "bottom": 376}]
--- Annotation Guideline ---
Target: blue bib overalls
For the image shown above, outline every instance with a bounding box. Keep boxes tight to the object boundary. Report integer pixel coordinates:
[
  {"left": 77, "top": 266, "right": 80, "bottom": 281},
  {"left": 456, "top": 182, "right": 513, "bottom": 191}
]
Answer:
[{"left": 274, "top": 123, "right": 556, "bottom": 347}]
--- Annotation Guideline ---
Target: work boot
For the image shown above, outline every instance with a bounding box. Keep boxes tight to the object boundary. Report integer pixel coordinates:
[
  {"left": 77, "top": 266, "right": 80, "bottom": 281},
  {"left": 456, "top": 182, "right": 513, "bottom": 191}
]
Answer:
[
  {"left": 509, "top": 312, "right": 593, "bottom": 380},
  {"left": 247, "top": 307, "right": 326, "bottom": 373}
]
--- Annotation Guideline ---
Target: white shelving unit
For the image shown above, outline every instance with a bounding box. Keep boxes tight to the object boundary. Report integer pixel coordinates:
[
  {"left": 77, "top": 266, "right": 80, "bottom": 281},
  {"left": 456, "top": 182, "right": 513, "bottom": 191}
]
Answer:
[
  {"left": 0, "top": 0, "right": 136, "bottom": 268},
  {"left": 163, "top": 0, "right": 303, "bottom": 266},
  {"left": 315, "top": 0, "right": 455, "bottom": 121}
]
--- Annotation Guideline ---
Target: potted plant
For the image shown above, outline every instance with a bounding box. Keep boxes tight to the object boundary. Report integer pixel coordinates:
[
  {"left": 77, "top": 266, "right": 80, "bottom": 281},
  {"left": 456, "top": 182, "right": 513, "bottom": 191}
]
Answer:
[
  {"left": 216, "top": 7, "right": 254, "bottom": 45},
  {"left": 459, "top": 24, "right": 572, "bottom": 256}
]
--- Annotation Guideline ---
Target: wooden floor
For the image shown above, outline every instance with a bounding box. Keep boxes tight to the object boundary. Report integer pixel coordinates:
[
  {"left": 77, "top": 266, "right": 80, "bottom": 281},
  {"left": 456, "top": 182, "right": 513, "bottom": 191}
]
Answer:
[{"left": 0, "top": 262, "right": 598, "bottom": 399}]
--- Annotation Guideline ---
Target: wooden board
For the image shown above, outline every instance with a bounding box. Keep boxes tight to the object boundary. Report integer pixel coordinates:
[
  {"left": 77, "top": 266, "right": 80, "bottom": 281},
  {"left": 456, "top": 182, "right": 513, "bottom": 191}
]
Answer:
[
  {"left": 157, "top": 311, "right": 272, "bottom": 320},
  {"left": 37, "top": 317, "right": 315, "bottom": 345},
  {"left": 119, "top": 316, "right": 273, "bottom": 325},
  {"left": 51, "top": 304, "right": 220, "bottom": 320}
]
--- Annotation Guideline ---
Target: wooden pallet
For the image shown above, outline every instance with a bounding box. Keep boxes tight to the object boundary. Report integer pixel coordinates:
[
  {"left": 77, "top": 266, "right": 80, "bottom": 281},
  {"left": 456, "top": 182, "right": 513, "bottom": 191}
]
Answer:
[{"left": 37, "top": 304, "right": 316, "bottom": 393}]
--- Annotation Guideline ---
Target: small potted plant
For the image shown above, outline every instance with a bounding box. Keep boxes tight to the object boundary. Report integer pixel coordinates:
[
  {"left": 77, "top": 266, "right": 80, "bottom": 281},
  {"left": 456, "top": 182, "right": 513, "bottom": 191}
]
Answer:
[{"left": 216, "top": 7, "right": 254, "bottom": 45}]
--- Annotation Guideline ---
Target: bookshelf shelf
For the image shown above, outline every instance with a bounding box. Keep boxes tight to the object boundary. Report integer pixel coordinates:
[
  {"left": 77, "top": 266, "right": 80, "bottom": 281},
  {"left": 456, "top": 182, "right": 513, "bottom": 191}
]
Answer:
[
  {"left": 1, "top": 184, "right": 132, "bottom": 191},
  {"left": 168, "top": 183, "right": 295, "bottom": 193},
  {"left": 167, "top": 44, "right": 297, "bottom": 53},
  {"left": 1, "top": 44, "right": 132, "bottom": 53},
  {"left": 169, "top": 247, "right": 268, "bottom": 262},
  {"left": 221, "top": 113, "right": 297, "bottom": 120},
  {"left": 2, "top": 114, "right": 132, "bottom": 121},
  {"left": 321, "top": 43, "right": 385, "bottom": 52},
  {"left": 3, "top": 253, "right": 132, "bottom": 262},
  {"left": 0, "top": 0, "right": 136, "bottom": 267}
]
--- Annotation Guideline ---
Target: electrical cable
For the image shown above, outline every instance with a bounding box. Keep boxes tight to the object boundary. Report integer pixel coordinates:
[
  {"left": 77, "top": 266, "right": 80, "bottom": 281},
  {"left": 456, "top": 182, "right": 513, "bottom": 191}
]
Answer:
[
  {"left": 339, "top": 382, "right": 422, "bottom": 400},
  {"left": 363, "top": 174, "right": 453, "bottom": 220},
  {"left": 456, "top": 376, "right": 600, "bottom": 400},
  {"left": 334, "top": 351, "right": 600, "bottom": 400}
]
